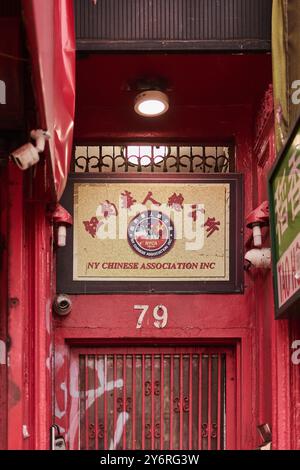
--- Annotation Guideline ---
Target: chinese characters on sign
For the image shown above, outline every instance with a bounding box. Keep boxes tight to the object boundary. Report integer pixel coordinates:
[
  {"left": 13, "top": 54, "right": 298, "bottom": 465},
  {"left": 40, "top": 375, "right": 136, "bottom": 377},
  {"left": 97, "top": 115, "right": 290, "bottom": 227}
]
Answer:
[
  {"left": 83, "top": 191, "right": 220, "bottom": 242},
  {"left": 274, "top": 146, "right": 300, "bottom": 245},
  {"left": 270, "top": 119, "right": 300, "bottom": 315},
  {"left": 73, "top": 182, "right": 230, "bottom": 282}
]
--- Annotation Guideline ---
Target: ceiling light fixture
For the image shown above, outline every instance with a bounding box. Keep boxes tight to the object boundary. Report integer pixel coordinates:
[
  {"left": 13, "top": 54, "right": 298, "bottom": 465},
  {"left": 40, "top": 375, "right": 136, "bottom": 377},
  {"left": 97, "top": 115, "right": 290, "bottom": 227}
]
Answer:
[{"left": 134, "top": 90, "right": 169, "bottom": 117}]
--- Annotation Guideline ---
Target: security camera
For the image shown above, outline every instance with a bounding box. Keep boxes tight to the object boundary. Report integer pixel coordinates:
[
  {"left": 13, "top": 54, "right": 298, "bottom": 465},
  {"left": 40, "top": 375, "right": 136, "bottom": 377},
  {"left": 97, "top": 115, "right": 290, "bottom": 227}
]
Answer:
[
  {"left": 53, "top": 294, "right": 72, "bottom": 316},
  {"left": 11, "top": 129, "right": 50, "bottom": 170},
  {"left": 244, "top": 248, "right": 271, "bottom": 270},
  {"left": 11, "top": 143, "right": 40, "bottom": 170}
]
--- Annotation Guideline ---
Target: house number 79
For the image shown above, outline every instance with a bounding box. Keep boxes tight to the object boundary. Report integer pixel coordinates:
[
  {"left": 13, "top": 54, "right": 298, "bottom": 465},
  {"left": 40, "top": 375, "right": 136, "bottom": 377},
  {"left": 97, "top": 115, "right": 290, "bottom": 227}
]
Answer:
[{"left": 134, "top": 305, "right": 168, "bottom": 329}]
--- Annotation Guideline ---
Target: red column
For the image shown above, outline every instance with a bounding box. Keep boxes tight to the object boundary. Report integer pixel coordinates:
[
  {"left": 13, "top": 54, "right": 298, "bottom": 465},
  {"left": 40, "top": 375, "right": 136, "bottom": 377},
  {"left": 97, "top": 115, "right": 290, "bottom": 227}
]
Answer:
[
  {"left": 7, "top": 161, "right": 53, "bottom": 449},
  {"left": 7, "top": 163, "right": 27, "bottom": 449},
  {"left": 26, "top": 197, "right": 53, "bottom": 450},
  {"left": 0, "top": 162, "right": 8, "bottom": 449}
]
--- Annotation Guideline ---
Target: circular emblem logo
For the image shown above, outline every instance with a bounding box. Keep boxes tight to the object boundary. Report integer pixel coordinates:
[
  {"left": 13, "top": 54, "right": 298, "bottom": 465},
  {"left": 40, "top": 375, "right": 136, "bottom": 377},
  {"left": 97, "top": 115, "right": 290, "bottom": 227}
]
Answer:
[{"left": 128, "top": 210, "right": 174, "bottom": 258}]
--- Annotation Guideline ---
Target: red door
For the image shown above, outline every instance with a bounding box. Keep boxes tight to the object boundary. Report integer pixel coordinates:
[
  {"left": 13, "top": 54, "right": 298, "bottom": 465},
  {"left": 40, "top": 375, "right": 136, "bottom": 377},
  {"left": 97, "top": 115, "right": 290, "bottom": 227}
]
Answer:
[{"left": 55, "top": 344, "right": 236, "bottom": 450}]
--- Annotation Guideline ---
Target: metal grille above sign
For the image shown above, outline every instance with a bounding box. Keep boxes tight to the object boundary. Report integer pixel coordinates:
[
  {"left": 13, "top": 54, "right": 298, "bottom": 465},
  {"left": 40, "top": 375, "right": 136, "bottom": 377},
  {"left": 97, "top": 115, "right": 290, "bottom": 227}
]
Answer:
[
  {"left": 74, "top": 144, "right": 234, "bottom": 174},
  {"left": 57, "top": 174, "right": 243, "bottom": 294}
]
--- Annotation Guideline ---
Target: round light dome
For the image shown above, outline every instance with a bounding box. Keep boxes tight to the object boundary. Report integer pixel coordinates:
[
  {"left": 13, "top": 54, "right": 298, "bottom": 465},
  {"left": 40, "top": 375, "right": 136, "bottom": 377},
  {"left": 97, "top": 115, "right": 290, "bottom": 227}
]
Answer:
[{"left": 134, "top": 90, "right": 169, "bottom": 117}]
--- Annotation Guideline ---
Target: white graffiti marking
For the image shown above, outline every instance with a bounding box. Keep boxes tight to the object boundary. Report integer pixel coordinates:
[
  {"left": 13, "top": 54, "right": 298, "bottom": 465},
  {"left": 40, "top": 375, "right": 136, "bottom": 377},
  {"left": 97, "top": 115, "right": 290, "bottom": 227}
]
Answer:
[
  {"left": 0, "top": 339, "right": 6, "bottom": 365},
  {"left": 69, "top": 359, "right": 123, "bottom": 402},
  {"left": 68, "top": 358, "right": 124, "bottom": 449},
  {"left": 55, "top": 382, "right": 67, "bottom": 419},
  {"left": 109, "top": 412, "right": 129, "bottom": 450}
]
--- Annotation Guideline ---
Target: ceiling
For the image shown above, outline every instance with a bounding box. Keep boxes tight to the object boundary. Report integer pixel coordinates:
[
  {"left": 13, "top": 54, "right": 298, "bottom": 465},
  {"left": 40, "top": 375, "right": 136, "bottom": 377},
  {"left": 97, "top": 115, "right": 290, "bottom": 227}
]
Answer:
[{"left": 75, "top": 53, "right": 272, "bottom": 140}]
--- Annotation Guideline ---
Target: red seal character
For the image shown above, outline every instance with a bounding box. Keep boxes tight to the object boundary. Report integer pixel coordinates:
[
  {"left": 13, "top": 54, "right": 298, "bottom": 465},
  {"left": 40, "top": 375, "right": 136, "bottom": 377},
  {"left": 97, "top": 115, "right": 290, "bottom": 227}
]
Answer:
[
  {"left": 83, "top": 217, "right": 102, "bottom": 238},
  {"left": 167, "top": 192, "right": 184, "bottom": 211},
  {"left": 189, "top": 204, "right": 205, "bottom": 221},
  {"left": 204, "top": 217, "right": 220, "bottom": 237},
  {"left": 121, "top": 190, "right": 137, "bottom": 209},
  {"left": 142, "top": 191, "right": 161, "bottom": 206},
  {"left": 98, "top": 200, "right": 118, "bottom": 218}
]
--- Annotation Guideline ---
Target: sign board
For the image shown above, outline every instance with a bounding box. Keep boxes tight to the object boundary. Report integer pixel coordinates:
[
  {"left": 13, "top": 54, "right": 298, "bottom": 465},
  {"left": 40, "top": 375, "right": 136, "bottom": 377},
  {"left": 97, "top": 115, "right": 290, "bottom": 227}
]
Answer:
[
  {"left": 269, "top": 115, "right": 300, "bottom": 317},
  {"left": 57, "top": 174, "right": 243, "bottom": 293}
]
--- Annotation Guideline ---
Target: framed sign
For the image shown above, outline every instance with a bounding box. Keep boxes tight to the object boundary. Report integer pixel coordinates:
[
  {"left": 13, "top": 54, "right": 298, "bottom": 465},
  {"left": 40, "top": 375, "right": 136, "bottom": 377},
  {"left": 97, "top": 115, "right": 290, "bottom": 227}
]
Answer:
[
  {"left": 57, "top": 173, "right": 243, "bottom": 293},
  {"left": 269, "top": 115, "right": 300, "bottom": 318}
]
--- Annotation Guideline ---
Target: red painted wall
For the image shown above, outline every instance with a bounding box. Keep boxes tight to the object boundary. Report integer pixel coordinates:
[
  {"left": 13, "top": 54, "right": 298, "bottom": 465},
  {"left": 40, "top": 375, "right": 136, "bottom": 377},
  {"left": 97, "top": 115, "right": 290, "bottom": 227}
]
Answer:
[
  {"left": 0, "top": 162, "right": 8, "bottom": 449},
  {"left": 51, "top": 54, "right": 281, "bottom": 450},
  {"left": 7, "top": 48, "right": 297, "bottom": 450},
  {"left": 6, "top": 161, "right": 53, "bottom": 450},
  {"left": 250, "top": 112, "right": 277, "bottom": 447},
  {"left": 250, "top": 88, "right": 300, "bottom": 450},
  {"left": 55, "top": 102, "right": 260, "bottom": 449},
  {"left": 290, "top": 318, "right": 300, "bottom": 449}
]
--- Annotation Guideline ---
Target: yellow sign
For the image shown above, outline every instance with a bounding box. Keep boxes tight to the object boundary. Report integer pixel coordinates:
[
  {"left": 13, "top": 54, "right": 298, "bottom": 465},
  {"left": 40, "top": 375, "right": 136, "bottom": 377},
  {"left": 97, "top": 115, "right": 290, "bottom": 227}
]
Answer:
[{"left": 73, "top": 182, "right": 230, "bottom": 281}]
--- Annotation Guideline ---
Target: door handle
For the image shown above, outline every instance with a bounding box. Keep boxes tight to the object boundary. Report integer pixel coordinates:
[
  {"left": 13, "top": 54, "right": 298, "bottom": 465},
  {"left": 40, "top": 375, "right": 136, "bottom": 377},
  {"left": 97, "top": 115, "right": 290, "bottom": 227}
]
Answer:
[{"left": 50, "top": 424, "right": 66, "bottom": 450}]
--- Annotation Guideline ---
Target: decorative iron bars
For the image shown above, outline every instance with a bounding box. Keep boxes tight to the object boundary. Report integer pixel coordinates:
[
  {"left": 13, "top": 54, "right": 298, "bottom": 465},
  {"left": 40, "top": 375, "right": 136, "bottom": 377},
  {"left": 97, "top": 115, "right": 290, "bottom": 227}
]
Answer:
[
  {"left": 78, "top": 349, "right": 227, "bottom": 450},
  {"left": 74, "top": 144, "right": 234, "bottom": 173}
]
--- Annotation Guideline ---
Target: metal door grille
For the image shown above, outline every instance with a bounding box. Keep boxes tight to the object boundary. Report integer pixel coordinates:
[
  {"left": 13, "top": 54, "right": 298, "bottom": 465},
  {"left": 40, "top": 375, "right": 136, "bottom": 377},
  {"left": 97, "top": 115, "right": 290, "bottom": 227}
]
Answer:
[
  {"left": 74, "top": 144, "right": 234, "bottom": 173},
  {"left": 77, "top": 349, "right": 229, "bottom": 450}
]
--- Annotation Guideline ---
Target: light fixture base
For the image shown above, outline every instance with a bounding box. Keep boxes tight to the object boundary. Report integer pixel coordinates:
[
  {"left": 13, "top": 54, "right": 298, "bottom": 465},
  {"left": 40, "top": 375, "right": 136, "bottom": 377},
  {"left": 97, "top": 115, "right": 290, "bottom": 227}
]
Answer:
[{"left": 134, "top": 90, "right": 169, "bottom": 117}]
